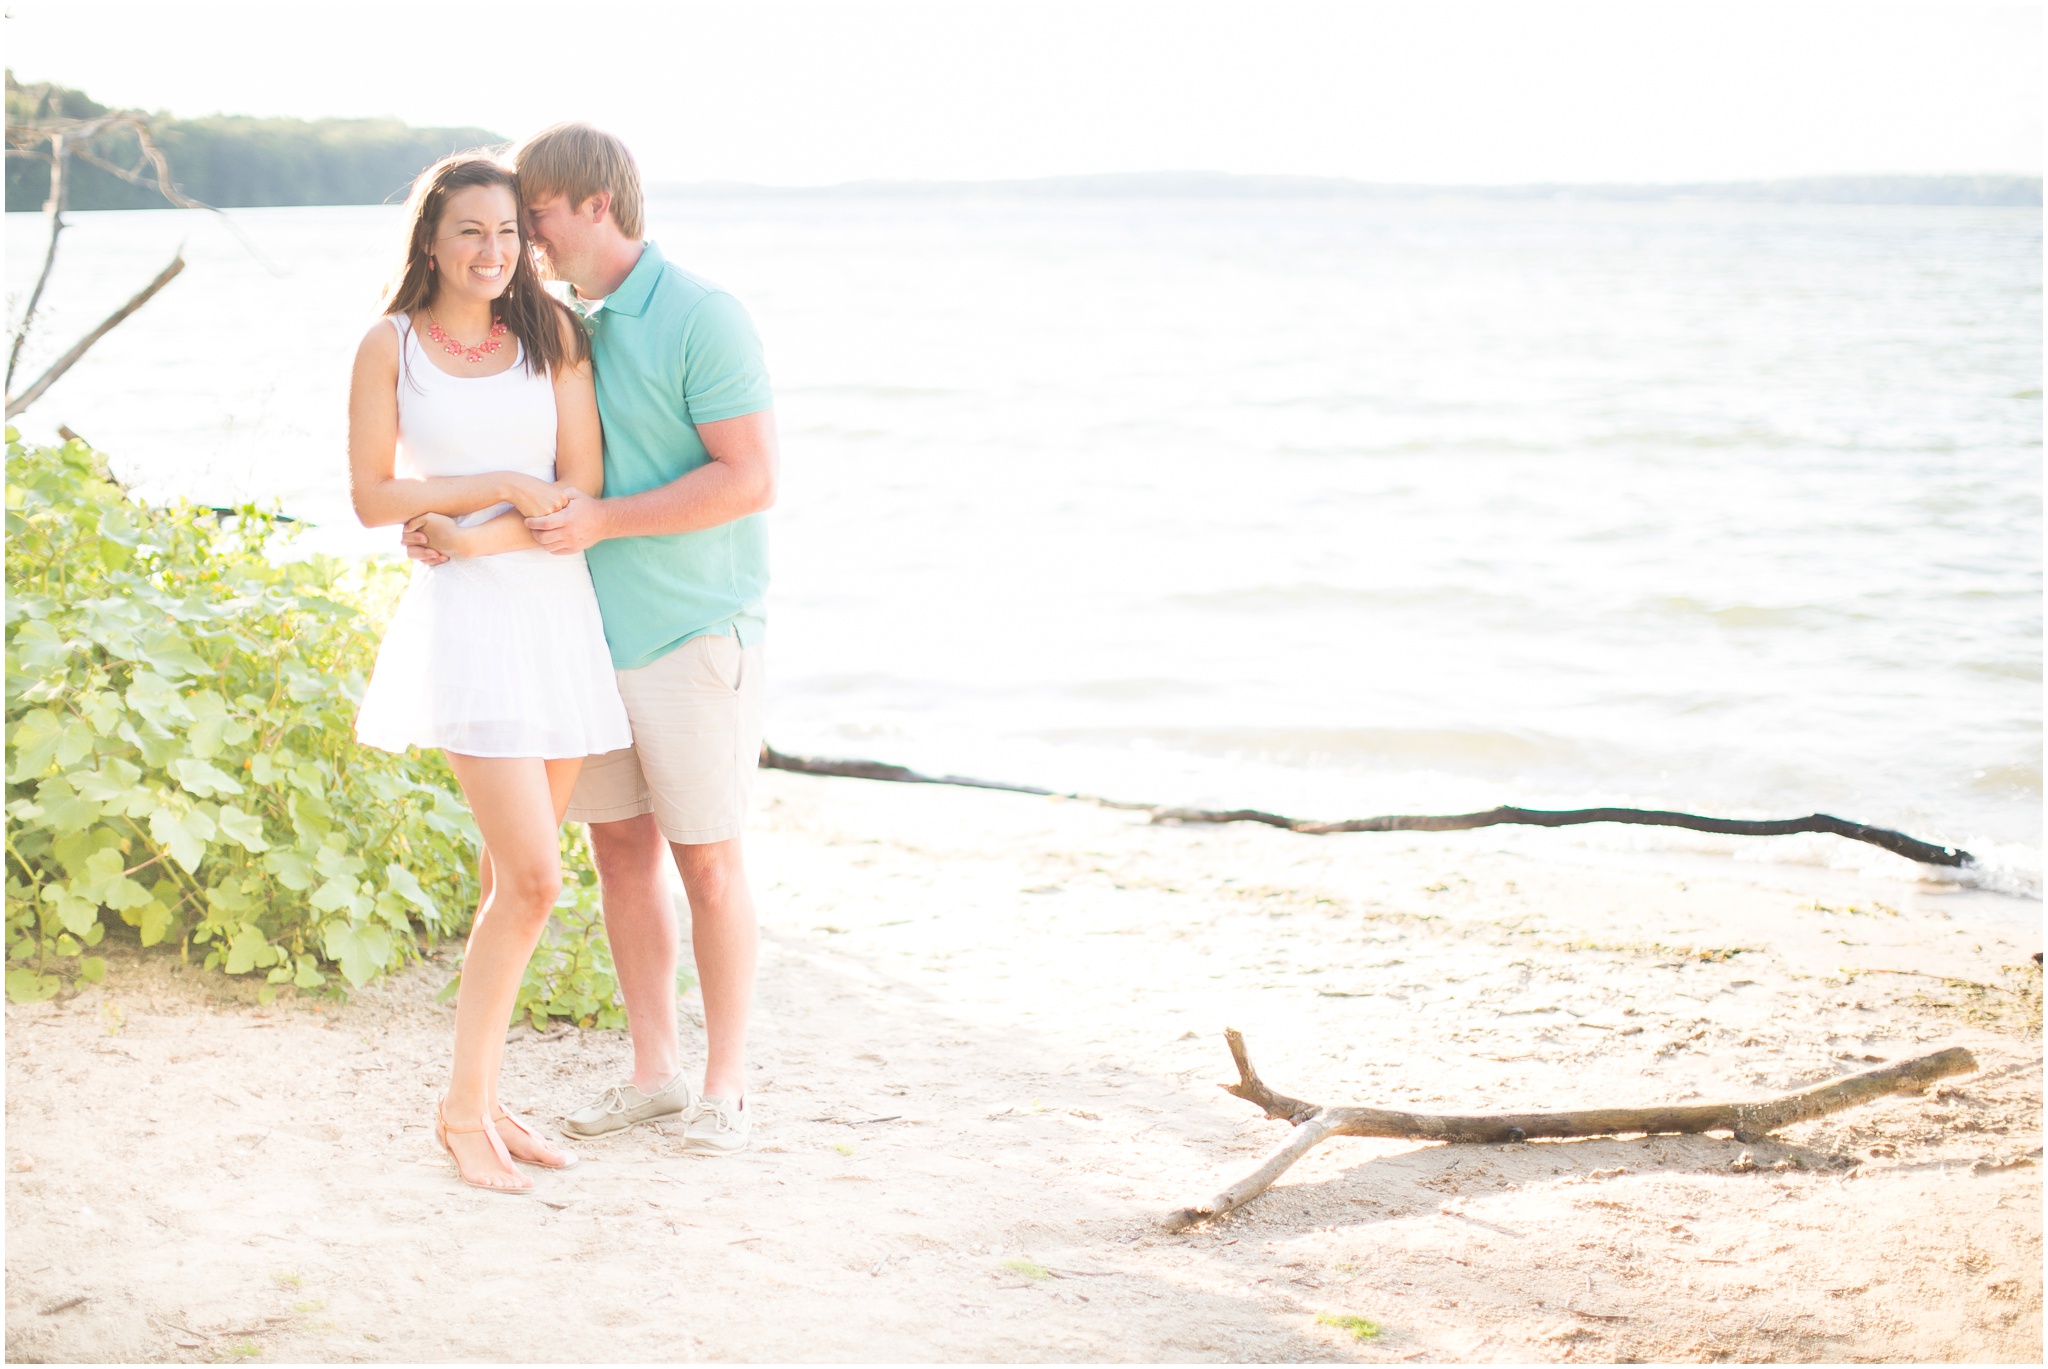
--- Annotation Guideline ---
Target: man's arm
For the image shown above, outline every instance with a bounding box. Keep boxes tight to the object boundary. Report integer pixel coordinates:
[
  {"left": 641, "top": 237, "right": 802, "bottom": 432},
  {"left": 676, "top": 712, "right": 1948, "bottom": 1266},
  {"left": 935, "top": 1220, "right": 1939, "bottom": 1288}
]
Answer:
[{"left": 525, "top": 409, "right": 778, "bottom": 554}]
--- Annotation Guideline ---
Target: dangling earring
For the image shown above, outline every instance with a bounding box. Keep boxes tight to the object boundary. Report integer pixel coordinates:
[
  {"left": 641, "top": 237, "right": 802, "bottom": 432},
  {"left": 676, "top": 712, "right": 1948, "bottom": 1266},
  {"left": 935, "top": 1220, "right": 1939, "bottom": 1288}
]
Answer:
[{"left": 428, "top": 258, "right": 436, "bottom": 271}]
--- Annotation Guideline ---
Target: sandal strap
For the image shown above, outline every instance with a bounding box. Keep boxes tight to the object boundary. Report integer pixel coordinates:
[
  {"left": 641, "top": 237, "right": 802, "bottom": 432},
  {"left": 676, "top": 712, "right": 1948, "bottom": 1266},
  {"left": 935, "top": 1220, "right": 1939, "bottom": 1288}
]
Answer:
[
  {"left": 438, "top": 1102, "right": 491, "bottom": 1135},
  {"left": 492, "top": 1105, "right": 533, "bottom": 1135}
]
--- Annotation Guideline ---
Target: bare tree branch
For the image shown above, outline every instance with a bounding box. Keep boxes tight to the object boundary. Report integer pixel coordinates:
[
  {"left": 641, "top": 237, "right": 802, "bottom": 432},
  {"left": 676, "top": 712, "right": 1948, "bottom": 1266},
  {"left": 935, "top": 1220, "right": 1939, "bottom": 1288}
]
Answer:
[
  {"left": 7, "top": 131, "right": 69, "bottom": 391},
  {"left": 6, "top": 253, "right": 186, "bottom": 419}
]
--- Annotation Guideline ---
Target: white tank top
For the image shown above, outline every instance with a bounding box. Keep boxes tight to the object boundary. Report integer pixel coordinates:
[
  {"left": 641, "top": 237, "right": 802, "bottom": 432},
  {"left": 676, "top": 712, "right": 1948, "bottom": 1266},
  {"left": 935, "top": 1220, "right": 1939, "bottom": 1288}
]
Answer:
[{"left": 390, "top": 314, "right": 558, "bottom": 528}]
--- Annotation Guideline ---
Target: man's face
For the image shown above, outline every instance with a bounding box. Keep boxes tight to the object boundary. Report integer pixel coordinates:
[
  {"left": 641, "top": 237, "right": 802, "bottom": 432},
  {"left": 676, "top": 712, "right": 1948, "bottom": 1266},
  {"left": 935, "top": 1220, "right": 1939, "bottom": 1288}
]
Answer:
[{"left": 524, "top": 191, "right": 601, "bottom": 291}]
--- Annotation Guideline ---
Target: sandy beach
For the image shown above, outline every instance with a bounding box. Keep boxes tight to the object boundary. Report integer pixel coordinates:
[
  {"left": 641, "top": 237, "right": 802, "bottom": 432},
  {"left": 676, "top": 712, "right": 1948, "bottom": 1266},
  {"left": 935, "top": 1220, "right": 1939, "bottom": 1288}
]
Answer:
[{"left": 6, "top": 768, "right": 2041, "bottom": 1363}]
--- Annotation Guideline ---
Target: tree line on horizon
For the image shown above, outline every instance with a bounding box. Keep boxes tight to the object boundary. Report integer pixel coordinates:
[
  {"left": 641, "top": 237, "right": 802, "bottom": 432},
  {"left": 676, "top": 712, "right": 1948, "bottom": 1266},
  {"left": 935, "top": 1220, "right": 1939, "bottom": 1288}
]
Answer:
[
  {"left": 7, "top": 73, "right": 2039, "bottom": 213},
  {"left": 5, "top": 74, "right": 501, "bottom": 212}
]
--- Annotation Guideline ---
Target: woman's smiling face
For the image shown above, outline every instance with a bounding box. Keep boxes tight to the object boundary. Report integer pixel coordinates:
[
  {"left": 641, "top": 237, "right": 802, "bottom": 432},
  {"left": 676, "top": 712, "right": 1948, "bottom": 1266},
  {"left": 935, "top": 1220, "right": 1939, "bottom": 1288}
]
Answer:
[{"left": 430, "top": 184, "right": 522, "bottom": 304}]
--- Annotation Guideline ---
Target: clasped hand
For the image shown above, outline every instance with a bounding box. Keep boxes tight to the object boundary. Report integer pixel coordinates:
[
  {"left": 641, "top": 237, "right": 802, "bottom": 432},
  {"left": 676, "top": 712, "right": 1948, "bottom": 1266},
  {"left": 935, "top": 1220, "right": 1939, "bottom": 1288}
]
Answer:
[{"left": 401, "top": 477, "right": 588, "bottom": 564}]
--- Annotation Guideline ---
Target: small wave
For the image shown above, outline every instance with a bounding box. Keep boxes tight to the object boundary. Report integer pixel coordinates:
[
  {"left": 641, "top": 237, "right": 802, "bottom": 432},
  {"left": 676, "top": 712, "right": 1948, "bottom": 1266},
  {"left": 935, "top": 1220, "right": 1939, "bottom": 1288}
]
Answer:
[
  {"left": 1061, "top": 678, "right": 1211, "bottom": 701},
  {"left": 1968, "top": 762, "right": 2043, "bottom": 795},
  {"left": 780, "top": 383, "right": 962, "bottom": 400},
  {"left": 1640, "top": 596, "right": 1860, "bottom": 630},
  {"left": 1165, "top": 582, "right": 1524, "bottom": 615}
]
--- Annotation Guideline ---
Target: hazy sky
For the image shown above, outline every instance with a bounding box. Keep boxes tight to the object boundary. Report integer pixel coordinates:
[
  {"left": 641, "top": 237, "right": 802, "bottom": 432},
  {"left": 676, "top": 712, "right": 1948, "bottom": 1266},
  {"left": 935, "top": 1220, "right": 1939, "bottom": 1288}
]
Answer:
[{"left": 6, "top": 1, "right": 2040, "bottom": 186}]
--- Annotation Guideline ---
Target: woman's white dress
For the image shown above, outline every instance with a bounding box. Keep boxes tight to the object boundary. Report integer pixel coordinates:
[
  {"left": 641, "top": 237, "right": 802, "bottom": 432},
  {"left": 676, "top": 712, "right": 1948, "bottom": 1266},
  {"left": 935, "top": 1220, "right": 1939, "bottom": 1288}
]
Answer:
[{"left": 354, "top": 315, "right": 631, "bottom": 760}]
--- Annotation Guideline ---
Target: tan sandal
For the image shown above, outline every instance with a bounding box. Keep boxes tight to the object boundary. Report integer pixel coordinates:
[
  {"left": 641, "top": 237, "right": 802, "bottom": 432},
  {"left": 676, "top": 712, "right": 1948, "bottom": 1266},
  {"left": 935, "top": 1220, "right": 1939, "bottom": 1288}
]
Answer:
[
  {"left": 492, "top": 1104, "right": 580, "bottom": 1170},
  {"left": 435, "top": 1100, "right": 534, "bottom": 1194}
]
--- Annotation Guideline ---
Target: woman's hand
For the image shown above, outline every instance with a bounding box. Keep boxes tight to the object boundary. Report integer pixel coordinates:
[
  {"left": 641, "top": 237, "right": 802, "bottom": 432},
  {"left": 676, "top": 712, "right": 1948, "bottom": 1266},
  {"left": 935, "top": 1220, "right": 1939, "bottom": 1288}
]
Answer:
[
  {"left": 502, "top": 473, "right": 570, "bottom": 519},
  {"left": 405, "top": 512, "right": 473, "bottom": 560}
]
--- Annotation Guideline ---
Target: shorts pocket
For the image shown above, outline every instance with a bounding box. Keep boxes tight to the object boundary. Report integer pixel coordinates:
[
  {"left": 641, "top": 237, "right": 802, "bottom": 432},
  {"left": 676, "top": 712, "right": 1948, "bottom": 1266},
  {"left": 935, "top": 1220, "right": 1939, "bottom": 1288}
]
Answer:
[{"left": 698, "top": 632, "right": 744, "bottom": 695}]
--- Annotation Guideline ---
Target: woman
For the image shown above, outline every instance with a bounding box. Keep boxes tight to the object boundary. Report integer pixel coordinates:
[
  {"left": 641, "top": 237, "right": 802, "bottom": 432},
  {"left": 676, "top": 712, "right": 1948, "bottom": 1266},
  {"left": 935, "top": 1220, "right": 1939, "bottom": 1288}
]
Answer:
[{"left": 348, "top": 153, "right": 629, "bottom": 1194}]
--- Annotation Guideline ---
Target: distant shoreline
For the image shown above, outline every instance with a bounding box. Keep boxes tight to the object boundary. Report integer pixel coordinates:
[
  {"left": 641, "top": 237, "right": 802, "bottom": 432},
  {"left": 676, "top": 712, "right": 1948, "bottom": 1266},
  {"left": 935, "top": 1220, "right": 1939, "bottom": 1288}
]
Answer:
[
  {"left": 6, "top": 171, "right": 2037, "bottom": 215},
  {"left": 644, "top": 171, "right": 2042, "bottom": 207}
]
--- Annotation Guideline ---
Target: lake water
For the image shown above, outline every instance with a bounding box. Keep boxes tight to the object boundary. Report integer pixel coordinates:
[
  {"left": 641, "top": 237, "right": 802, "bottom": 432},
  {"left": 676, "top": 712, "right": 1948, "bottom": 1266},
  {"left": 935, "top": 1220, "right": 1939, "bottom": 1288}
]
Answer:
[{"left": 7, "top": 195, "right": 2040, "bottom": 899}]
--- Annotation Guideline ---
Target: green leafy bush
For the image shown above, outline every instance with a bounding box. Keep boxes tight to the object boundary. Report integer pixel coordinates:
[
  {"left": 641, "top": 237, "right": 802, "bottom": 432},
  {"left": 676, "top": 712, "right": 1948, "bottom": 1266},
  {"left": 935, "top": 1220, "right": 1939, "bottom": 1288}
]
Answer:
[{"left": 4, "top": 431, "right": 631, "bottom": 1025}]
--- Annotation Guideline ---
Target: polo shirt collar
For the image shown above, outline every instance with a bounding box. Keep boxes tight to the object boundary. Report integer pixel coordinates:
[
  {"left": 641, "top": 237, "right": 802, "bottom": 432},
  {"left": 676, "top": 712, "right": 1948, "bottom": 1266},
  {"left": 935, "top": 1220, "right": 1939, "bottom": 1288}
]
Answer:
[{"left": 597, "top": 240, "right": 663, "bottom": 319}]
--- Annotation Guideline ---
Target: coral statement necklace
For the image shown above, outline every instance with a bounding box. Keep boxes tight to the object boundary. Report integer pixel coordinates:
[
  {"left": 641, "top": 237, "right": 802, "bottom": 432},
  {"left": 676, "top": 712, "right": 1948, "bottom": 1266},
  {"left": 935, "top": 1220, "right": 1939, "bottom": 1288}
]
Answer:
[{"left": 425, "top": 308, "right": 508, "bottom": 363}]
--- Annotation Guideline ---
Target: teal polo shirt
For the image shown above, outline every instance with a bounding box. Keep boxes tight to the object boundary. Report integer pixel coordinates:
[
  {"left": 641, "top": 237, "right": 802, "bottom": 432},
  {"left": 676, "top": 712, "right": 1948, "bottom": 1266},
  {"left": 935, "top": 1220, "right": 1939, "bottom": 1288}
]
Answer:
[{"left": 578, "top": 241, "right": 773, "bottom": 670}]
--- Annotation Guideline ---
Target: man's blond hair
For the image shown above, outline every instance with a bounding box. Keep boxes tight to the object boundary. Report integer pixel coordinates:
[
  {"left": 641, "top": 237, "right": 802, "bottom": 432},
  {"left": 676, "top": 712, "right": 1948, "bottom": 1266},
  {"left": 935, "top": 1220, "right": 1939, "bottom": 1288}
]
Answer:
[{"left": 513, "top": 122, "right": 645, "bottom": 239}]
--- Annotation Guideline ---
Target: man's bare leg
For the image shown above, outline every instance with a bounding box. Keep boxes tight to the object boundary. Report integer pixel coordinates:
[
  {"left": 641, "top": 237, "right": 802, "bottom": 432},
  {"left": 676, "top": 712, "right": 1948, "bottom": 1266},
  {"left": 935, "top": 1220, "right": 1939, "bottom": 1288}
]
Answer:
[
  {"left": 587, "top": 813, "right": 681, "bottom": 1093},
  {"left": 671, "top": 837, "right": 757, "bottom": 1102}
]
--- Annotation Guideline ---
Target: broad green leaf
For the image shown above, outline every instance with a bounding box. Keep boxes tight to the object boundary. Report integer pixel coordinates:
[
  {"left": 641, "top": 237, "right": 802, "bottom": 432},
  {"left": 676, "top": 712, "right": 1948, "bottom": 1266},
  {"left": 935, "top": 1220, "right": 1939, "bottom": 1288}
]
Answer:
[
  {"left": 310, "top": 875, "right": 359, "bottom": 914},
  {"left": 249, "top": 752, "right": 281, "bottom": 784},
  {"left": 54, "top": 718, "right": 95, "bottom": 768},
  {"left": 78, "top": 847, "right": 150, "bottom": 912},
  {"left": 289, "top": 791, "right": 332, "bottom": 839},
  {"left": 215, "top": 805, "right": 269, "bottom": 853},
  {"left": 8, "top": 618, "right": 68, "bottom": 671},
  {"left": 314, "top": 845, "right": 363, "bottom": 880},
  {"left": 5, "top": 968, "right": 60, "bottom": 1004},
  {"left": 137, "top": 900, "right": 174, "bottom": 947},
  {"left": 182, "top": 692, "right": 230, "bottom": 756},
  {"left": 77, "top": 955, "right": 107, "bottom": 984},
  {"left": 322, "top": 921, "right": 392, "bottom": 988},
  {"left": 98, "top": 536, "right": 133, "bottom": 571},
  {"left": 263, "top": 847, "right": 314, "bottom": 891},
  {"left": 81, "top": 692, "right": 123, "bottom": 735},
  {"left": 139, "top": 627, "right": 209, "bottom": 678},
  {"left": 383, "top": 862, "right": 438, "bottom": 916},
  {"left": 169, "top": 757, "right": 244, "bottom": 799},
  {"left": 51, "top": 825, "right": 120, "bottom": 880},
  {"left": 31, "top": 776, "right": 101, "bottom": 834},
  {"left": 40, "top": 884, "right": 100, "bottom": 937},
  {"left": 8, "top": 709, "right": 63, "bottom": 780},
  {"left": 125, "top": 670, "right": 194, "bottom": 728},
  {"left": 223, "top": 924, "right": 276, "bottom": 975},
  {"left": 72, "top": 756, "right": 142, "bottom": 803},
  {"left": 206, "top": 883, "right": 254, "bottom": 914},
  {"left": 293, "top": 961, "right": 324, "bottom": 989},
  {"left": 97, "top": 502, "right": 141, "bottom": 546},
  {"left": 149, "top": 804, "right": 215, "bottom": 873}
]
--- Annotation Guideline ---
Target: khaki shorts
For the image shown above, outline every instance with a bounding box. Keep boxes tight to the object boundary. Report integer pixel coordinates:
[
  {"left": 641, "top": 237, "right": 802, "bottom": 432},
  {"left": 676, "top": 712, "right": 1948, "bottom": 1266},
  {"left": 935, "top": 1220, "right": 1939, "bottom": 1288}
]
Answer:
[{"left": 566, "top": 632, "right": 765, "bottom": 844}]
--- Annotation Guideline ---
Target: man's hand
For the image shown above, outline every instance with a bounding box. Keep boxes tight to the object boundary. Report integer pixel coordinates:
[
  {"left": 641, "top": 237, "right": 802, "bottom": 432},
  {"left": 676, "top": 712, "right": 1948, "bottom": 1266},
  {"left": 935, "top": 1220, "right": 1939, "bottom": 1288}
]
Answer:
[{"left": 525, "top": 485, "right": 607, "bottom": 554}]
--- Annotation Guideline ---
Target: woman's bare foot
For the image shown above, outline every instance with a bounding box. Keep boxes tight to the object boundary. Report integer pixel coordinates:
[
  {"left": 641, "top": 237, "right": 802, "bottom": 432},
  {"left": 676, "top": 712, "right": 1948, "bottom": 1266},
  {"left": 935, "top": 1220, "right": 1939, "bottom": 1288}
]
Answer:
[
  {"left": 435, "top": 1104, "right": 533, "bottom": 1193},
  {"left": 492, "top": 1104, "right": 579, "bottom": 1169}
]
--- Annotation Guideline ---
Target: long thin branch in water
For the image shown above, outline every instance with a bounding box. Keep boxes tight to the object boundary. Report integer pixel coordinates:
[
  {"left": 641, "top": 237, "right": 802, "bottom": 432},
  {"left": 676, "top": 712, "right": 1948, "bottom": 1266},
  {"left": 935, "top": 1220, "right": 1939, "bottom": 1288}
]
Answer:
[
  {"left": 1162, "top": 1028, "right": 1977, "bottom": 1231},
  {"left": 757, "top": 744, "right": 1974, "bottom": 867}
]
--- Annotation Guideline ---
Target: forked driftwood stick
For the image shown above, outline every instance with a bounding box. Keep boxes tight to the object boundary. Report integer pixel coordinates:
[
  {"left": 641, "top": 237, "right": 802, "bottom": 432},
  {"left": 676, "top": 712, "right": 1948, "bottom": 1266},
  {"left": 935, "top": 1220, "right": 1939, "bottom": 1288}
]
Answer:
[
  {"left": 757, "top": 744, "right": 1973, "bottom": 867},
  {"left": 1162, "top": 1029, "right": 1977, "bottom": 1231}
]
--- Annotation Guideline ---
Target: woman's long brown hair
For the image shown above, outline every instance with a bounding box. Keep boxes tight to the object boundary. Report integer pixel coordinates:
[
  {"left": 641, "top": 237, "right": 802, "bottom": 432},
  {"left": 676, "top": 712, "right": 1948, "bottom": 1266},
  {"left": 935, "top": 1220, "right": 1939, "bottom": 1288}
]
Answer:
[{"left": 381, "top": 152, "right": 586, "bottom": 379}]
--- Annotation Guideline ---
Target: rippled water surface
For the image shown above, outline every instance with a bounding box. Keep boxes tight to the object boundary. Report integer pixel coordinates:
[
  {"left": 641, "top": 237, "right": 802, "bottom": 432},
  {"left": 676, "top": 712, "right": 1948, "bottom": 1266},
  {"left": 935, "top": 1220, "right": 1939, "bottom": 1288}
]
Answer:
[{"left": 7, "top": 195, "right": 2040, "bottom": 892}]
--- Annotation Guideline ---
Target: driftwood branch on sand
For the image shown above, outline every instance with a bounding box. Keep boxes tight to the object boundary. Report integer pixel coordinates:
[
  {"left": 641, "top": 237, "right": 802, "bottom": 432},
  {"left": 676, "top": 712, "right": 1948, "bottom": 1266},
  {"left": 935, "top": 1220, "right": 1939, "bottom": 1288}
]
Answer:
[
  {"left": 757, "top": 744, "right": 1974, "bottom": 867},
  {"left": 1161, "top": 1029, "right": 1978, "bottom": 1231}
]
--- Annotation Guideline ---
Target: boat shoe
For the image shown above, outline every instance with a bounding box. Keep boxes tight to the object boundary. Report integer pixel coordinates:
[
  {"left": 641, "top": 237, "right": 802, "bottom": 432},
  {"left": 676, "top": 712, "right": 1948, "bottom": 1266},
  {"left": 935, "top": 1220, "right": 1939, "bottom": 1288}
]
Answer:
[{"left": 561, "top": 1073, "right": 698, "bottom": 1138}]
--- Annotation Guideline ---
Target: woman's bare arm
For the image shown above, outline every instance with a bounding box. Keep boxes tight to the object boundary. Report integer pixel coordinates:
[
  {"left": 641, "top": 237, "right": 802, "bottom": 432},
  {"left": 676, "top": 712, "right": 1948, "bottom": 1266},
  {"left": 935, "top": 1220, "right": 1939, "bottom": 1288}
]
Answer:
[
  {"left": 406, "top": 508, "right": 541, "bottom": 560},
  {"left": 346, "top": 320, "right": 565, "bottom": 526},
  {"left": 551, "top": 313, "right": 604, "bottom": 497}
]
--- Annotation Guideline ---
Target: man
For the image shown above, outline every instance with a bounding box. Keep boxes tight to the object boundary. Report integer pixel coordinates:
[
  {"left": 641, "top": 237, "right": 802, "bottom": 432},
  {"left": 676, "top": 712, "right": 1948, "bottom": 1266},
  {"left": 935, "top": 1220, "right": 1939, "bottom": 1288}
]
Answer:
[{"left": 417, "top": 122, "right": 776, "bottom": 1153}]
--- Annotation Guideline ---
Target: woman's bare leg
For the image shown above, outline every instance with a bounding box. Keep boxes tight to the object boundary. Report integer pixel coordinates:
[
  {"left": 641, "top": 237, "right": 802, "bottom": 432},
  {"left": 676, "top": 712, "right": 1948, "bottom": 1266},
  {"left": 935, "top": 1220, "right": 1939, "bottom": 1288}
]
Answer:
[
  {"left": 438, "top": 754, "right": 579, "bottom": 1188},
  {"left": 479, "top": 758, "right": 583, "bottom": 1165}
]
